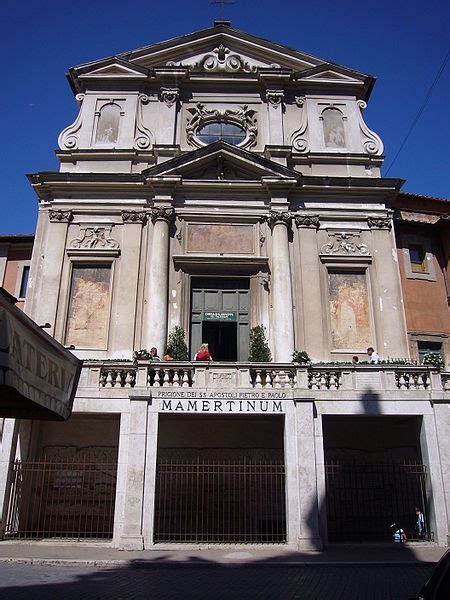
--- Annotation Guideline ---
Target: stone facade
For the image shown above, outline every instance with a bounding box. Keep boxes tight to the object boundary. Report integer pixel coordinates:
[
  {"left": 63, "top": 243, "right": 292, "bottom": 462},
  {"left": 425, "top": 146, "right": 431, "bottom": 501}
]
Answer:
[{"left": 0, "top": 22, "right": 448, "bottom": 549}]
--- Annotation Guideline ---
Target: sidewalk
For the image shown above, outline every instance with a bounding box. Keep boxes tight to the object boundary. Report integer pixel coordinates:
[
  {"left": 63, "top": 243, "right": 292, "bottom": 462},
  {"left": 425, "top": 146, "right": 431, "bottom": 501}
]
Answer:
[{"left": 0, "top": 541, "right": 445, "bottom": 567}]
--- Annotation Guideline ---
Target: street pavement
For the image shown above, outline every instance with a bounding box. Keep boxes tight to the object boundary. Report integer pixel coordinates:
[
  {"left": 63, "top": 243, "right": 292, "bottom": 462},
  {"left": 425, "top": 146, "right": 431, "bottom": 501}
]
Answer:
[{"left": 0, "top": 561, "right": 435, "bottom": 599}]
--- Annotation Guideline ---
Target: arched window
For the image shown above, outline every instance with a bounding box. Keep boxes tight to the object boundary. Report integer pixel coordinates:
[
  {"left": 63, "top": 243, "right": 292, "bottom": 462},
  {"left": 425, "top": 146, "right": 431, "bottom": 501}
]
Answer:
[
  {"left": 322, "top": 108, "right": 346, "bottom": 148},
  {"left": 197, "top": 122, "right": 246, "bottom": 145},
  {"left": 95, "top": 103, "right": 121, "bottom": 146}
]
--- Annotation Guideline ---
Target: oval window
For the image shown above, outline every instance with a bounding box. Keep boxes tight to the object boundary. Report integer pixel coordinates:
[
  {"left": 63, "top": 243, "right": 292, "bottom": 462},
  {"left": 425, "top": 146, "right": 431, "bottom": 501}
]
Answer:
[{"left": 197, "top": 122, "right": 246, "bottom": 145}]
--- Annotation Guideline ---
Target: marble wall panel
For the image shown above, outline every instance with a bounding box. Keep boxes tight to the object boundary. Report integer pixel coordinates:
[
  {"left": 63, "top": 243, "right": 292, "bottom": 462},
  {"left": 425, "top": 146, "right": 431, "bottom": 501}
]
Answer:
[
  {"left": 187, "top": 224, "right": 254, "bottom": 254},
  {"left": 328, "top": 272, "right": 370, "bottom": 349}
]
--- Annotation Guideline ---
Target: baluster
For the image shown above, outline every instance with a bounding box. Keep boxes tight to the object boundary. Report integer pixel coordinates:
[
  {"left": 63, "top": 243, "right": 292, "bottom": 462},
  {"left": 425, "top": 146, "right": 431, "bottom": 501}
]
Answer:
[
  {"left": 105, "top": 370, "right": 113, "bottom": 388},
  {"left": 124, "top": 371, "right": 133, "bottom": 388},
  {"left": 182, "top": 371, "right": 189, "bottom": 387},
  {"left": 273, "top": 371, "right": 281, "bottom": 388},
  {"left": 162, "top": 369, "right": 170, "bottom": 387},
  {"left": 398, "top": 373, "right": 408, "bottom": 389},
  {"left": 424, "top": 372, "right": 431, "bottom": 390},
  {"left": 173, "top": 371, "right": 180, "bottom": 387},
  {"left": 320, "top": 372, "right": 327, "bottom": 389},
  {"left": 254, "top": 370, "right": 262, "bottom": 388}
]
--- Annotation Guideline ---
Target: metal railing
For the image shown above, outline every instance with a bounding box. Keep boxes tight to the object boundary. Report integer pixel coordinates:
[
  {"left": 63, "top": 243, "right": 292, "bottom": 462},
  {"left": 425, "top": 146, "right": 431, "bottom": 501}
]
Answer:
[
  {"left": 4, "top": 459, "right": 117, "bottom": 540},
  {"left": 153, "top": 458, "right": 286, "bottom": 543},
  {"left": 325, "top": 461, "right": 431, "bottom": 543}
]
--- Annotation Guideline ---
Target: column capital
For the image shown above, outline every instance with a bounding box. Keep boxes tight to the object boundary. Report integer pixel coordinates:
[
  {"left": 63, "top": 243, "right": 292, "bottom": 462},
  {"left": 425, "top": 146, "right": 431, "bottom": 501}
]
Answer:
[
  {"left": 160, "top": 87, "right": 180, "bottom": 108},
  {"left": 266, "top": 89, "right": 284, "bottom": 109},
  {"left": 266, "top": 210, "right": 292, "bottom": 230},
  {"left": 121, "top": 210, "right": 147, "bottom": 225},
  {"left": 367, "top": 215, "right": 392, "bottom": 230},
  {"left": 146, "top": 175, "right": 181, "bottom": 199},
  {"left": 150, "top": 207, "right": 175, "bottom": 225},
  {"left": 48, "top": 209, "right": 73, "bottom": 223},
  {"left": 294, "top": 214, "right": 320, "bottom": 229}
]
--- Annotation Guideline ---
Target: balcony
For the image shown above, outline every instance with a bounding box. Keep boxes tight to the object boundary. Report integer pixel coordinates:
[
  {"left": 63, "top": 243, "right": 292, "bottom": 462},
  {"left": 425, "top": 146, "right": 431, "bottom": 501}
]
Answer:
[{"left": 78, "top": 361, "right": 448, "bottom": 402}]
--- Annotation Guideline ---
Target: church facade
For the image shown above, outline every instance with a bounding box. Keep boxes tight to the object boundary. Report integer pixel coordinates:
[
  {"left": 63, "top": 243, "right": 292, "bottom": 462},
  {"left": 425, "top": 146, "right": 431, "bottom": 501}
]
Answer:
[{"left": 0, "top": 22, "right": 448, "bottom": 549}]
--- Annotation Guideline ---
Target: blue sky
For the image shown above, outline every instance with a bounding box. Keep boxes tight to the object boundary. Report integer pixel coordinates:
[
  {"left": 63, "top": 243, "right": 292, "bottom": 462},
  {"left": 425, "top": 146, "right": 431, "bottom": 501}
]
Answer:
[{"left": 1, "top": 0, "right": 449, "bottom": 234}]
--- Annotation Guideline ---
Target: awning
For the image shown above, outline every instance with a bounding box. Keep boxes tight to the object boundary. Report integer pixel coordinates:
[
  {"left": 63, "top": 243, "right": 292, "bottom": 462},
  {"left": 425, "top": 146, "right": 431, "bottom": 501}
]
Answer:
[{"left": 0, "top": 288, "right": 81, "bottom": 420}]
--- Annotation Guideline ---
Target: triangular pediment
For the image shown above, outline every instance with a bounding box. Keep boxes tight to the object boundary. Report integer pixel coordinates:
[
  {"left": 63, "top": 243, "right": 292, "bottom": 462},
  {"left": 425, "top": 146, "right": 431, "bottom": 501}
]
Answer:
[
  {"left": 294, "top": 63, "right": 369, "bottom": 86},
  {"left": 143, "top": 142, "right": 300, "bottom": 182},
  {"left": 73, "top": 58, "right": 149, "bottom": 80}
]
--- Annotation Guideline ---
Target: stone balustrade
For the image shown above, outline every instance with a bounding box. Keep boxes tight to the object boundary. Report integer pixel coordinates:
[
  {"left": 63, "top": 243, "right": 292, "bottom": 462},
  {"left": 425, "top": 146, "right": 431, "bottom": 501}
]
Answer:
[{"left": 82, "top": 362, "right": 449, "bottom": 396}]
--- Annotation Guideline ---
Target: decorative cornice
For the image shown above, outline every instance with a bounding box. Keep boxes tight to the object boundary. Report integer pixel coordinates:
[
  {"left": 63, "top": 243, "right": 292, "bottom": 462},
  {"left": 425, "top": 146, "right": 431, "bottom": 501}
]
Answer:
[
  {"left": 172, "top": 44, "right": 258, "bottom": 73},
  {"left": 294, "top": 214, "right": 320, "bottom": 229},
  {"left": 48, "top": 209, "right": 73, "bottom": 223},
  {"left": 150, "top": 207, "right": 175, "bottom": 224},
  {"left": 121, "top": 210, "right": 147, "bottom": 224},
  {"left": 266, "top": 211, "right": 291, "bottom": 229},
  {"left": 266, "top": 90, "right": 284, "bottom": 109},
  {"left": 69, "top": 226, "right": 119, "bottom": 250},
  {"left": 160, "top": 87, "right": 180, "bottom": 108},
  {"left": 320, "top": 232, "right": 370, "bottom": 256},
  {"left": 367, "top": 216, "right": 392, "bottom": 230}
]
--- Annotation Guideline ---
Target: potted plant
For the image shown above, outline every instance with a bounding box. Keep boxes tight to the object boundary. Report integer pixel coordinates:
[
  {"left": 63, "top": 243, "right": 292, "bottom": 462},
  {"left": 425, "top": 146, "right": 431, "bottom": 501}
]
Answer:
[
  {"left": 166, "top": 326, "right": 189, "bottom": 361},
  {"left": 292, "top": 350, "right": 311, "bottom": 365},
  {"left": 249, "top": 325, "right": 272, "bottom": 362},
  {"left": 422, "top": 351, "right": 445, "bottom": 370}
]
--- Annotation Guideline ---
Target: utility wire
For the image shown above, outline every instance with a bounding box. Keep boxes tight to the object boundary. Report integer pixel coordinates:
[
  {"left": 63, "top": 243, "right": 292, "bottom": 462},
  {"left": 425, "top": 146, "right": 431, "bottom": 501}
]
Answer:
[{"left": 385, "top": 48, "right": 450, "bottom": 175}]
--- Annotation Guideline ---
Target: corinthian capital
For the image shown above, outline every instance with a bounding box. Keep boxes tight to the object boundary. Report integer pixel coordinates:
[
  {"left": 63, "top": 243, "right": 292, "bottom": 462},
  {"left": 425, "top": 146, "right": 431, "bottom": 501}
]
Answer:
[
  {"left": 121, "top": 210, "right": 147, "bottom": 224},
  {"left": 48, "top": 209, "right": 73, "bottom": 223},
  {"left": 294, "top": 214, "right": 320, "bottom": 229},
  {"left": 150, "top": 207, "right": 175, "bottom": 224},
  {"left": 266, "top": 211, "right": 291, "bottom": 229}
]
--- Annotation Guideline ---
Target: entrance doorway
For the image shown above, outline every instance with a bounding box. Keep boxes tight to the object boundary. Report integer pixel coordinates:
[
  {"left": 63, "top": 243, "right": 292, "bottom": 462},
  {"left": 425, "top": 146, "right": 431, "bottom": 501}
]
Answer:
[
  {"left": 202, "top": 321, "right": 237, "bottom": 361},
  {"left": 154, "top": 415, "right": 286, "bottom": 543},
  {"left": 190, "top": 278, "right": 249, "bottom": 361}
]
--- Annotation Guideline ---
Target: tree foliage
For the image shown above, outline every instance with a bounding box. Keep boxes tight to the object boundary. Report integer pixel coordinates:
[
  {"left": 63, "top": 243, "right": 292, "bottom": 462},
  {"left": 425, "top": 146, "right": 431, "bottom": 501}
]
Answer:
[{"left": 249, "top": 325, "right": 272, "bottom": 362}]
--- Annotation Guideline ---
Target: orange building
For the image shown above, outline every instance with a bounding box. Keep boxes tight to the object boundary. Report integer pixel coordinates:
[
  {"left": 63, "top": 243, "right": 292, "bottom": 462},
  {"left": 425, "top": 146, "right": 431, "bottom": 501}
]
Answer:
[
  {"left": 0, "top": 234, "right": 34, "bottom": 310},
  {"left": 391, "top": 193, "right": 450, "bottom": 368}
]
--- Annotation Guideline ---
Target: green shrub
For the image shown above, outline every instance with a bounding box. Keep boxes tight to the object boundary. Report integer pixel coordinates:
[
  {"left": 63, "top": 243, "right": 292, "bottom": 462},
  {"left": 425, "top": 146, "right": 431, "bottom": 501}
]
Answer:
[
  {"left": 292, "top": 350, "right": 311, "bottom": 364},
  {"left": 166, "top": 326, "right": 189, "bottom": 361},
  {"left": 422, "top": 352, "right": 445, "bottom": 370},
  {"left": 133, "top": 349, "right": 151, "bottom": 362},
  {"left": 249, "top": 325, "right": 272, "bottom": 362}
]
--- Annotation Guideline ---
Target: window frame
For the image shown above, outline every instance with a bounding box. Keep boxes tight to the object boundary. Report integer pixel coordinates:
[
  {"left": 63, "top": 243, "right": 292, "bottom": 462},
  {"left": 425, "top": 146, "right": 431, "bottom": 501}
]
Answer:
[
  {"left": 15, "top": 261, "right": 31, "bottom": 301},
  {"left": 401, "top": 234, "right": 436, "bottom": 281}
]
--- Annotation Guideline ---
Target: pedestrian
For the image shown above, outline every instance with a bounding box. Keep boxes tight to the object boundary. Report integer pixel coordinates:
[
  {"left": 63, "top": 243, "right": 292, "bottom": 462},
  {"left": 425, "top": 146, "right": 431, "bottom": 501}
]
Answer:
[
  {"left": 150, "top": 347, "right": 161, "bottom": 362},
  {"left": 194, "top": 343, "right": 212, "bottom": 361},
  {"left": 163, "top": 347, "right": 174, "bottom": 361},
  {"left": 390, "top": 522, "right": 406, "bottom": 543},
  {"left": 415, "top": 507, "right": 426, "bottom": 539},
  {"left": 367, "top": 347, "right": 380, "bottom": 364},
  {"left": 352, "top": 356, "right": 359, "bottom": 364}
]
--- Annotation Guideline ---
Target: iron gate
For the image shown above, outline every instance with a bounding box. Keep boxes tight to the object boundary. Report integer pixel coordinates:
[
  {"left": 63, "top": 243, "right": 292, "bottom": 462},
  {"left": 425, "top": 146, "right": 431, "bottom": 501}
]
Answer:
[
  {"left": 154, "top": 458, "right": 286, "bottom": 543},
  {"left": 325, "top": 462, "right": 430, "bottom": 542},
  {"left": 4, "top": 459, "right": 117, "bottom": 539}
]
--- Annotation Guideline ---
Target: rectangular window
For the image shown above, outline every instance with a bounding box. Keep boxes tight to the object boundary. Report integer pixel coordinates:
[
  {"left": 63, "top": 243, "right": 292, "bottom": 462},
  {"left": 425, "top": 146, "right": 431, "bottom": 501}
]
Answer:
[
  {"left": 409, "top": 244, "right": 427, "bottom": 273},
  {"left": 328, "top": 272, "right": 371, "bottom": 350},
  {"left": 418, "top": 341, "right": 442, "bottom": 364},
  {"left": 65, "top": 264, "right": 111, "bottom": 349},
  {"left": 18, "top": 265, "right": 30, "bottom": 299}
]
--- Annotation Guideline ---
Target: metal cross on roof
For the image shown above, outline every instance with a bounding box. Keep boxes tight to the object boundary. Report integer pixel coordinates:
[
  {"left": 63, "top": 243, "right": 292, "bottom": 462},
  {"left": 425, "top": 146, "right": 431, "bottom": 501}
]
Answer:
[{"left": 211, "top": 0, "right": 235, "bottom": 20}]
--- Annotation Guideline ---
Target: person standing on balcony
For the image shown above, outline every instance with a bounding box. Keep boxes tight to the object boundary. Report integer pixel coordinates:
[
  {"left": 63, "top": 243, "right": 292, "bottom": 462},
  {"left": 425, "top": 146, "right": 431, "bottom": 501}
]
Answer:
[
  {"left": 163, "top": 347, "right": 174, "bottom": 361},
  {"left": 415, "top": 507, "right": 426, "bottom": 539},
  {"left": 367, "top": 347, "right": 380, "bottom": 364},
  {"left": 150, "top": 347, "right": 161, "bottom": 362},
  {"left": 194, "top": 343, "right": 212, "bottom": 361}
]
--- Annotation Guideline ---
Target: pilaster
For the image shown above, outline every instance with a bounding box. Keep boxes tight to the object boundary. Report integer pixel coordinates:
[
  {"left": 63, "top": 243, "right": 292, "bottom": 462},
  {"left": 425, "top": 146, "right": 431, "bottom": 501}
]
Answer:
[
  {"left": 159, "top": 87, "right": 180, "bottom": 145},
  {"left": 266, "top": 90, "right": 284, "bottom": 145}
]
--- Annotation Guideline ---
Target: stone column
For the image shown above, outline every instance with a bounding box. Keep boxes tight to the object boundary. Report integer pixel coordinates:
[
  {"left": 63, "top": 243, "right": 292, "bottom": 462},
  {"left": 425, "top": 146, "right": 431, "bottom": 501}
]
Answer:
[
  {"left": 295, "top": 401, "right": 322, "bottom": 550},
  {"left": 29, "top": 209, "right": 72, "bottom": 336},
  {"left": 142, "top": 204, "right": 175, "bottom": 355},
  {"left": 142, "top": 408, "right": 159, "bottom": 547},
  {"left": 0, "top": 419, "right": 18, "bottom": 533},
  {"left": 159, "top": 88, "right": 180, "bottom": 145},
  {"left": 266, "top": 90, "right": 284, "bottom": 145},
  {"left": 420, "top": 413, "right": 448, "bottom": 546},
  {"left": 294, "top": 215, "right": 324, "bottom": 362},
  {"left": 369, "top": 219, "right": 409, "bottom": 357},
  {"left": 268, "top": 210, "right": 295, "bottom": 362},
  {"left": 119, "top": 398, "right": 149, "bottom": 550}
]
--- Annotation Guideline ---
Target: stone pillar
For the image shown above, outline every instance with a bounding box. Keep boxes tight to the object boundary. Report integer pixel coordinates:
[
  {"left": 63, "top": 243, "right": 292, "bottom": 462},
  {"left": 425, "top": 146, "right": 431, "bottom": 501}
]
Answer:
[
  {"left": 295, "top": 401, "right": 322, "bottom": 550},
  {"left": 119, "top": 398, "right": 149, "bottom": 550},
  {"left": 268, "top": 210, "right": 295, "bottom": 362},
  {"left": 142, "top": 204, "right": 175, "bottom": 355},
  {"left": 142, "top": 408, "right": 159, "bottom": 547},
  {"left": 420, "top": 413, "right": 448, "bottom": 546},
  {"left": 159, "top": 88, "right": 180, "bottom": 145},
  {"left": 369, "top": 220, "right": 409, "bottom": 358},
  {"left": 0, "top": 419, "right": 18, "bottom": 534},
  {"left": 29, "top": 209, "right": 72, "bottom": 336},
  {"left": 294, "top": 215, "right": 324, "bottom": 362},
  {"left": 266, "top": 90, "right": 284, "bottom": 145},
  {"left": 110, "top": 211, "right": 146, "bottom": 357}
]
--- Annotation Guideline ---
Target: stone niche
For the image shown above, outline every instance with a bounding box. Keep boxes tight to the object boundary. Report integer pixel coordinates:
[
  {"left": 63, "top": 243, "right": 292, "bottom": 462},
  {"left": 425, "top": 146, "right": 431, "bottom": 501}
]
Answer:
[{"left": 186, "top": 223, "right": 254, "bottom": 254}]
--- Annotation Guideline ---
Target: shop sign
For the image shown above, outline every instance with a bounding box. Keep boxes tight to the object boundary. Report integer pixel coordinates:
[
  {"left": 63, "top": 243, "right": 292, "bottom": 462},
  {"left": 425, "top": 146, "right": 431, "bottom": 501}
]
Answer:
[{"left": 203, "top": 311, "right": 237, "bottom": 322}]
